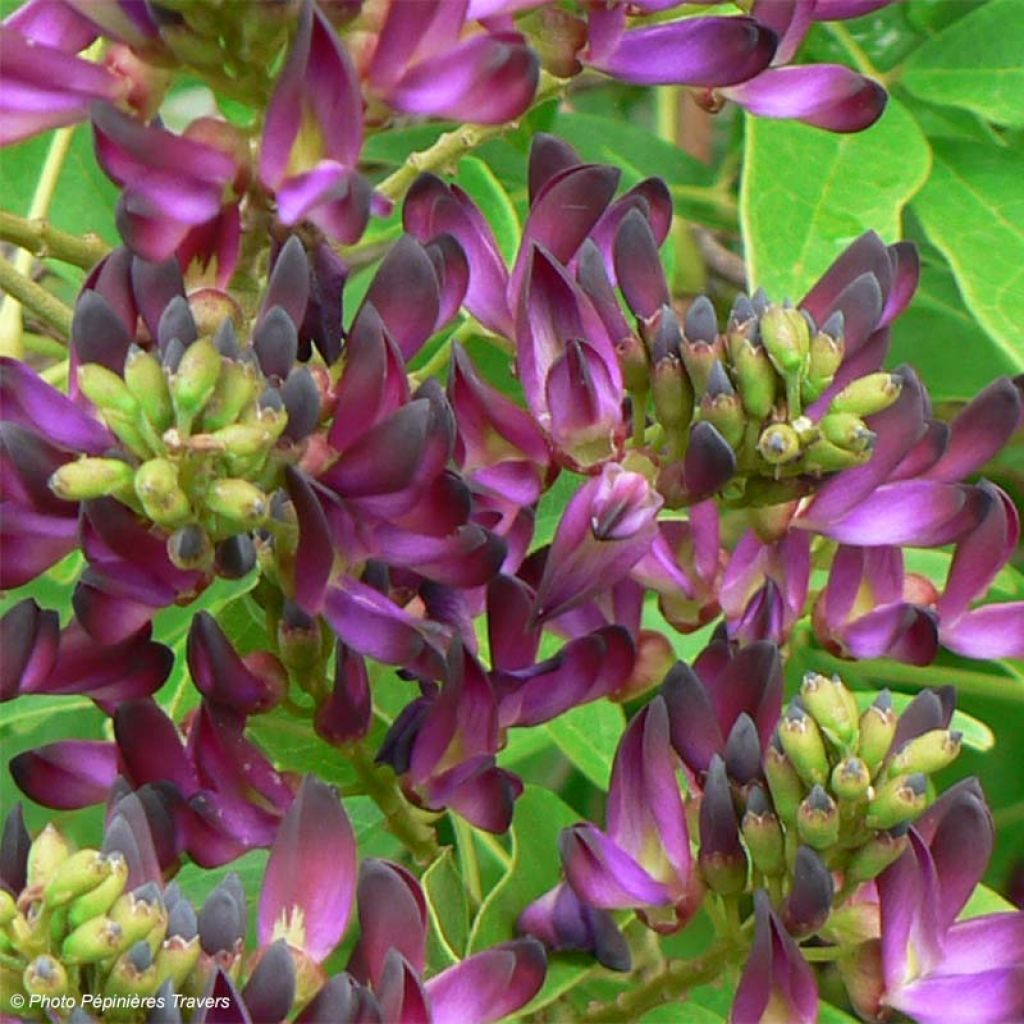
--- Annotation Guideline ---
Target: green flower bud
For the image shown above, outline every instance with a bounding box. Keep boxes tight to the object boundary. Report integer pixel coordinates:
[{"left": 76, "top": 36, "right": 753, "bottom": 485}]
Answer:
[
  {"left": 277, "top": 603, "right": 324, "bottom": 674},
  {"left": 700, "top": 362, "right": 745, "bottom": 448},
  {"left": 167, "top": 524, "right": 214, "bottom": 571},
  {"left": 78, "top": 363, "right": 139, "bottom": 418},
  {"left": 803, "top": 437, "right": 873, "bottom": 473},
  {"left": 67, "top": 852, "right": 128, "bottom": 930},
  {"left": 886, "top": 729, "right": 962, "bottom": 779},
  {"left": 801, "top": 672, "right": 858, "bottom": 749},
  {"left": 616, "top": 334, "right": 650, "bottom": 394},
  {"left": 171, "top": 337, "right": 222, "bottom": 422},
  {"left": 844, "top": 826, "right": 910, "bottom": 886},
  {"left": 651, "top": 354, "right": 694, "bottom": 434},
  {"left": 802, "top": 322, "right": 844, "bottom": 403},
  {"left": 23, "top": 954, "right": 68, "bottom": 998},
  {"left": 205, "top": 478, "right": 268, "bottom": 529},
  {"left": 134, "top": 458, "right": 191, "bottom": 528},
  {"left": 210, "top": 418, "right": 283, "bottom": 458},
  {"left": 757, "top": 423, "right": 801, "bottom": 466},
  {"left": 155, "top": 935, "right": 201, "bottom": 991},
  {"left": 124, "top": 345, "right": 173, "bottom": 432},
  {"left": 109, "top": 886, "right": 167, "bottom": 949},
  {"left": 106, "top": 941, "right": 160, "bottom": 999},
  {"left": 831, "top": 756, "right": 871, "bottom": 802},
  {"left": 49, "top": 457, "right": 135, "bottom": 501},
  {"left": 829, "top": 372, "right": 902, "bottom": 417},
  {"left": 0, "top": 890, "right": 16, "bottom": 926},
  {"left": 760, "top": 305, "right": 810, "bottom": 377},
  {"left": 764, "top": 739, "right": 805, "bottom": 825},
  {"left": 27, "top": 824, "right": 71, "bottom": 888},
  {"left": 858, "top": 691, "right": 897, "bottom": 778},
  {"left": 103, "top": 411, "right": 154, "bottom": 459},
  {"left": 201, "top": 358, "right": 261, "bottom": 432},
  {"left": 865, "top": 773, "right": 929, "bottom": 830},
  {"left": 778, "top": 704, "right": 829, "bottom": 787},
  {"left": 741, "top": 786, "right": 785, "bottom": 876},
  {"left": 797, "top": 784, "right": 840, "bottom": 850},
  {"left": 820, "top": 412, "right": 875, "bottom": 454},
  {"left": 680, "top": 337, "right": 725, "bottom": 398},
  {"left": 729, "top": 335, "right": 777, "bottom": 419},
  {"left": 44, "top": 848, "right": 110, "bottom": 908},
  {"left": 62, "top": 916, "right": 127, "bottom": 964}
]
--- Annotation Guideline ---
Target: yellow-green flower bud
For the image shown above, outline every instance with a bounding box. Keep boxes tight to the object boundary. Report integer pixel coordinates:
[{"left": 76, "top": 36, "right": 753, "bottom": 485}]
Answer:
[
  {"left": 0, "top": 890, "right": 16, "bottom": 926},
  {"left": 171, "top": 338, "right": 222, "bottom": 421},
  {"left": 804, "top": 437, "right": 873, "bottom": 473},
  {"left": 155, "top": 935, "right": 201, "bottom": 991},
  {"left": 109, "top": 885, "right": 167, "bottom": 949},
  {"left": 210, "top": 418, "right": 282, "bottom": 458},
  {"left": 886, "top": 729, "right": 962, "bottom": 779},
  {"left": 651, "top": 354, "right": 694, "bottom": 434},
  {"left": 201, "top": 358, "right": 261, "bottom": 432},
  {"left": 167, "top": 524, "right": 215, "bottom": 571},
  {"left": 103, "top": 411, "right": 153, "bottom": 459},
  {"left": 135, "top": 458, "right": 191, "bottom": 528},
  {"left": 22, "top": 954, "right": 68, "bottom": 999},
  {"left": 729, "top": 335, "right": 777, "bottom": 419},
  {"left": 205, "top": 478, "right": 268, "bottom": 529},
  {"left": 858, "top": 691, "right": 897, "bottom": 778},
  {"left": 801, "top": 672, "right": 858, "bottom": 749},
  {"left": 802, "top": 317, "right": 844, "bottom": 403},
  {"left": 829, "top": 372, "right": 902, "bottom": 417},
  {"left": 831, "top": 756, "right": 871, "bottom": 802},
  {"left": 741, "top": 786, "right": 785, "bottom": 876},
  {"left": 700, "top": 362, "right": 745, "bottom": 449},
  {"left": 757, "top": 423, "right": 801, "bottom": 465},
  {"left": 865, "top": 773, "right": 929, "bottom": 830},
  {"left": 617, "top": 334, "right": 650, "bottom": 395},
  {"left": 78, "top": 363, "right": 139, "bottom": 418},
  {"left": 797, "top": 784, "right": 840, "bottom": 850},
  {"left": 764, "top": 740, "right": 805, "bottom": 825},
  {"left": 44, "top": 848, "right": 110, "bottom": 908},
  {"left": 27, "top": 824, "right": 71, "bottom": 888},
  {"left": 124, "top": 345, "right": 173, "bottom": 432},
  {"left": 820, "top": 412, "right": 875, "bottom": 454},
  {"left": 106, "top": 941, "right": 160, "bottom": 999},
  {"left": 760, "top": 305, "right": 810, "bottom": 378},
  {"left": 49, "top": 457, "right": 135, "bottom": 502},
  {"left": 67, "top": 852, "right": 128, "bottom": 930},
  {"left": 62, "top": 916, "right": 127, "bottom": 964},
  {"left": 844, "top": 826, "right": 909, "bottom": 886},
  {"left": 778, "top": 704, "right": 829, "bottom": 787}
]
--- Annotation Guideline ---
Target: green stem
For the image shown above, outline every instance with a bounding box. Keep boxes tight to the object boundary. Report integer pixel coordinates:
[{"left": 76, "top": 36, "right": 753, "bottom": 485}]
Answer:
[
  {"left": 347, "top": 743, "right": 441, "bottom": 864},
  {"left": 656, "top": 85, "right": 680, "bottom": 145},
  {"left": 0, "top": 211, "right": 111, "bottom": 271},
  {"left": 453, "top": 816, "right": 483, "bottom": 911},
  {"left": 580, "top": 940, "right": 739, "bottom": 1022},
  {"left": 800, "top": 944, "right": 845, "bottom": 963},
  {"left": 0, "top": 259, "right": 74, "bottom": 338},
  {"left": 376, "top": 72, "right": 567, "bottom": 202}
]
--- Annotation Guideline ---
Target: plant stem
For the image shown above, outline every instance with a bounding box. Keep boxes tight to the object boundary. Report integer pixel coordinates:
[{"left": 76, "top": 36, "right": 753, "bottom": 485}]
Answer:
[
  {"left": 347, "top": 742, "right": 441, "bottom": 864},
  {"left": 580, "top": 939, "right": 738, "bottom": 1022},
  {"left": 0, "top": 259, "right": 74, "bottom": 338},
  {"left": 0, "top": 211, "right": 111, "bottom": 270},
  {"left": 824, "top": 23, "right": 884, "bottom": 82},
  {"left": 376, "top": 72, "right": 567, "bottom": 202}
]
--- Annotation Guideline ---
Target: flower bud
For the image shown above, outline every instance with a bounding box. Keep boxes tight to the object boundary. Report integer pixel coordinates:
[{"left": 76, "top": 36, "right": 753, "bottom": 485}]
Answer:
[
  {"left": 206, "top": 479, "right": 268, "bottom": 529},
  {"left": 803, "top": 437, "right": 873, "bottom": 472},
  {"left": 49, "top": 457, "right": 135, "bottom": 501},
  {"left": 699, "top": 756, "right": 748, "bottom": 894},
  {"left": 699, "top": 362, "right": 745, "bottom": 449},
  {"left": 155, "top": 933, "right": 201, "bottom": 991},
  {"left": 797, "top": 785, "right": 840, "bottom": 850},
  {"left": 78, "top": 363, "right": 139, "bottom": 418},
  {"left": 67, "top": 852, "right": 128, "bottom": 930},
  {"left": 0, "top": 890, "right": 15, "bottom": 926},
  {"left": 124, "top": 345, "right": 173, "bottom": 432},
  {"left": 171, "top": 337, "right": 222, "bottom": 421},
  {"left": 23, "top": 955, "right": 68, "bottom": 999},
  {"left": 27, "top": 824, "right": 71, "bottom": 888},
  {"left": 857, "top": 691, "right": 897, "bottom": 777},
  {"left": 135, "top": 458, "right": 191, "bottom": 527},
  {"left": 760, "top": 305, "right": 809, "bottom": 378},
  {"left": 802, "top": 316, "right": 844, "bottom": 402},
  {"left": 167, "top": 524, "right": 214, "bottom": 571},
  {"left": 201, "top": 357, "right": 261, "bottom": 432},
  {"left": 109, "top": 884, "right": 167, "bottom": 949},
  {"left": 651, "top": 353, "right": 694, "bottom": 434},
  {"left": 886, "top": 729, "right": 962, "bottom": 778},
  {"left": 800, "top": 672, "right": 858, "bottom": 749},
  {"left": 830, "top": 756, "right": 871, "bottom": 802},
  {"left": 757, "top": 423, "right": 801, "bottom": 465},
  {"left": 829, "top": 372, "right": 902, "bottom": 417},
  {"left": 214, "top": 533, "right": 257, "bottom": 579},
  {"left": 62, "top": 916, "right": 127, "bottom": 964},
  {"left": 741, "top": 785, "right": 785, "bottom": 877},
  {"left": 211, "top": 420, "right": 283, "bottom": 457},
  {"left": 778, "top": 704, "right": 828, "bottom": 787},
  {"left": 782, "top": 846, "right": 833, "bottom": 937},
  {"left": 106, "top": 940, "right": 159, "bottom": 998},
  {"left": 844, "top": 825, "right": 909, "bottom": 885},
  {"left": 616, "top": 333, "right": 650, "bottom": 395},
  {"left": 865, "top": 773, "right": 929, "bottom": 830},
  {"left": 724, "top": 713, "right": 762, "bottom": 786},
  {"left": 681, "top": 297, "right": 724, "bottom": 396},
  {"left": 820, "top": 412, "right": 875, "bottom": 454},
  {"left": 44, "top": 848, "right": 111, "bottom": 908},
  {"left": 764, "top": 740, "right": 804, "bottom": 825},
  {"left": 729, "top": 333, "right": 777, "bottom": 420}
]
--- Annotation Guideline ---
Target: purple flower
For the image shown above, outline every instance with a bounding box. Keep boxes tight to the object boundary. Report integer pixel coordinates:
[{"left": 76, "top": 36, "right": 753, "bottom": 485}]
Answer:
[{"left": 732, "top": 890, "right": 818, "bottom": 1024}]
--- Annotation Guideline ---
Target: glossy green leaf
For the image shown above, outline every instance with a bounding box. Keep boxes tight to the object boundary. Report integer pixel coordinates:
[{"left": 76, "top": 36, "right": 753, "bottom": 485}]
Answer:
[
  {"left": 740, "top": 99, "right": 931, "bottom": 299},
  {"left": 912, "top": 140, "right": 1024, "bottom": 369},
  {"left": 423, "top": 847, "right": 469, "bottom": 970},
  {"left": 901, "top": 0, "right": 1024, "bottom": 128},
  {"left": 545, "top": 700, "right": 626, "bottom": 790},
  {"left": 961, "top": 881, "right": 1017, "bottom": 919},
  {"left": 457, "top": 155, "right": 520, "bottom": 265},
  {"left": 533, "top": 470, "right": 585, "bottom": 548}
]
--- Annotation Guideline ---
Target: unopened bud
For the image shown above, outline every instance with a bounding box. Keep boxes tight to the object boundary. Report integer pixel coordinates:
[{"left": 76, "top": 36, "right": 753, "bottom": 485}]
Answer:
[
  {"left": 201, "top": 357, "right": 261, "bottom": 432},
  {"left": 109, "top": 884, "right": 166, "bottom": 948},
  {"left": 797, "top": 784, "right": 840, "bottom": 850},
  {"left": 865, "top": 773, "right": 929, "bottom": 830},
  {"left": 171, "top": 337, "right": 221, "bottom": 420},
  {"left": 831, "top": 756, "right": 871, "bottom": 802},
  {"left": 830, "top": 372, "right": 902, "bottom": 417},
  {"left": 782, "top": 846, "right": 834, "bottom": 937},
  {"left": 63, "top": 916, "right": 127, "bottom": 963},
  {"left": 155, "top": 933, "right": 201, "bottom": 991},
  {"left": 44, "top": 848, "right": 110, "bottom": 908},
  {"left": 778, "top": 703, "right": 829, "bottom": 787},
  {"left": 802, "top": 315, "right": 844, "bottom": 402},
  {"left": 206, "top": 478, "right": 268, "bottom": 529},
  {"left": 0, "top": 889, "right": 15, "bottom": 926},
  {"left": 760, "top": 305, "right": 810, "bottom": 378},
  {"left": 820, "top": 412, "right": 875, "bottom": 454},
  {"left": 741, "top": 785, "right": 785, "bottom": 876},
  {"left": 49, "top": 457, "right": 134, "bottom": 501},
  {"left": 78, "top": 363, "right": 139, "bottom": 418},
  {"left": 106, "top": 940, "right": 160, "bottom": 998},
  {"left": 804, "top": 436, "right": 873, "bottom": 472},
  {"left": 730, "top": 335, "right": 776, "bottom": 419},
  {"left": 801, "top": 672, "right": 858, "bottom": 748},
  {"left": 214, "top": 533, "right": 257, "bottom": 579},
  {"left": 68, "top": 852, "right": 128, "bottom": 930},
  {"left": 757, "top": 423, "right": 801, "bottom": 465},
  {"left": 651, "top": 353, "right": 694, "bottom": 434},
  {"left": 210, "top": 420, "right": 281, "bottom": 457},
  {"left": 616, "top": 333, "right": 650, "bottom": 394},
  {"left": 844, "top": 825, "right": 909, "bottom": 886},
  {"left": 698, "top": 756, "right": 748, "bottom": 894},
  {"left": 700, "top": 362, "right": 745, "bottom": 448},
  {"left": 135, "top": 458, "right": 191, "bottom": 527},
  {"left": 680, "top": 298, "right": 724, "bottom": 396},
  {"left": 886, "top": 729, "right": 962, "bottom": 778},
  {"left": 858, "top": 690, "right": 897, "bottom": 777},
  {"left": 23, "top": 955, "right": 68, "bottom": 998},
  {"left": 124, "top": 345, "right": 173, "bottom": 431},
  {"left": 724, "top": 713, "right": 762, "bottom": 786},
  {"left": 27, "top": 824, "right": 71, "bottom": 888},
  {"left": 764, "top": 740, "right": 805, "bottom": 825},
  {"left": 167, "top": 524, "right": 214, "bottom": 571}
]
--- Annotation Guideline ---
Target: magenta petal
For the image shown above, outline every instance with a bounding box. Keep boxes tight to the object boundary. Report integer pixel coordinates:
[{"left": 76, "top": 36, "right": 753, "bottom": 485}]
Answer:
[
  {"left": 725, "top": 64, "right": 887, "bottom": 132},
  {"left": 844, "top": 603, "right": 939, "bottom": 665},
  {"left": 0, "top": 598, "right": 59, "bottom": 701},
  {"left": 941, "top": 603, "right": 1024, "bottom": 660},
  {"left": 889, "top": 967, "right": 1024, "bottom": 1024},
  {"left": 587, "top": 16, "right": 776, "bottom": 87},
  {"left": 376, "top": 949, "right": 430, "bottom": 1024},
  {"left": 284, "top": 468, "right": 334, "bottom": 614},
  {"left": 938, "top": 914, "right": 1024, "bottom": 975},
  {"left": 258, "top": 775, "right": 355, "bottom": 962},
  {"left": 0, "top": 504, "right": 79, "bottom": 589},
  {"left": 114, "top": 699, "right": 199, "bottom": 796},
  {"left": 425, "top": 938, "right": 546, "bottom": 1024},
  {"left": 5, "top": 0, "right": 99, "bottom": 51},
  {"left": 10, "top": 740, "right": 119, "bottom": 809},
  {"left": 561, "top": 824, "right": 671, "bottom": 909}
]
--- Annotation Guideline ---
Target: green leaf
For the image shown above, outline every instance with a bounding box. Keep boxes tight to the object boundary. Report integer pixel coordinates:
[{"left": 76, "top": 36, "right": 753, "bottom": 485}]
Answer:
[
  {"left": 912, "top": 139, "right": 1024, "bottom": 369},
  {"left": 545, "top": 701, "right": 626, "bottom": 790},
  {"left": 740, "top": 99, "right": 931, "bottom": 299},
  {"left": 457, "top": 156, "right": 520, "bottom": 265},
  {"left": 533, "top": 470, "right": 585, "bottom": 548},
  {"left": 247, "top": 713, "right": 360, "bottom": 789},
  {"left": 853, "top": 691, "right": 995, "bottom": 752},
  {"left": 423, "top": 848, "right": 470, "bottom": 970},
  {"left": 901, "top": 0, "right": 1024, "bottom": 128},
  {"left": 960, "top": 881, "right": 1016, "bottom": 919}
]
